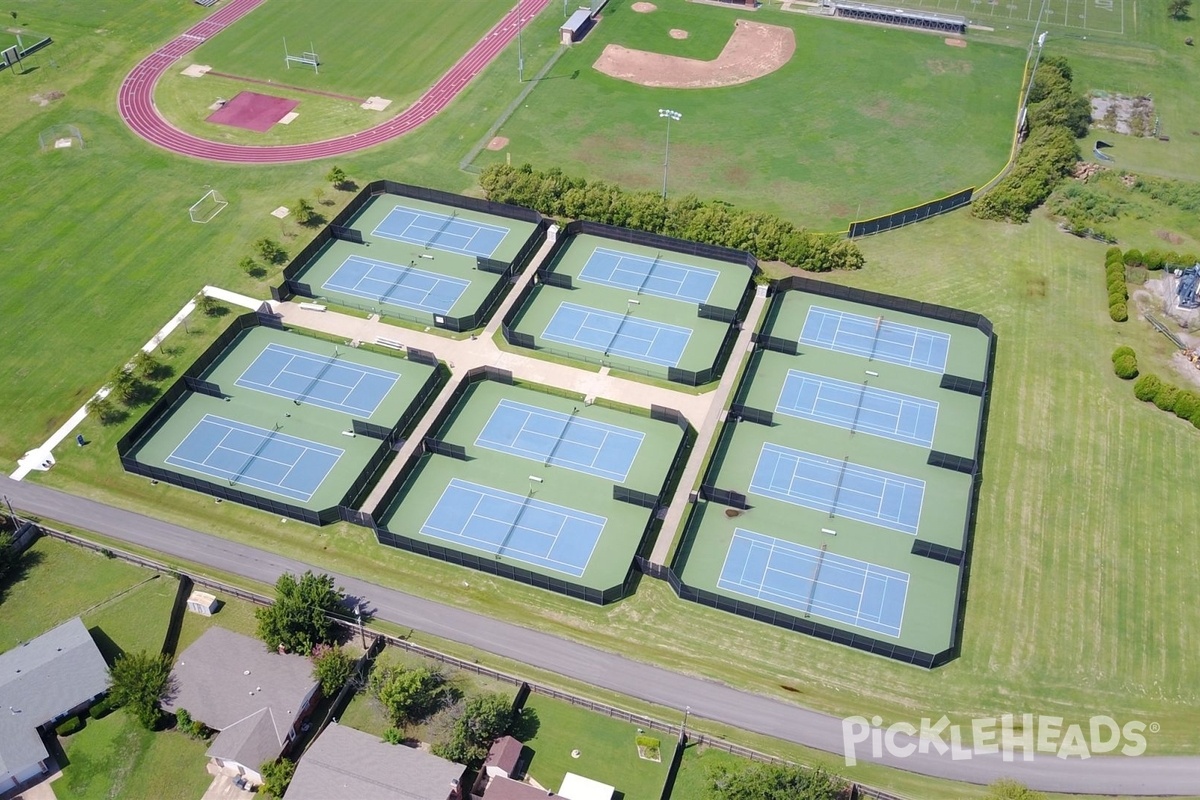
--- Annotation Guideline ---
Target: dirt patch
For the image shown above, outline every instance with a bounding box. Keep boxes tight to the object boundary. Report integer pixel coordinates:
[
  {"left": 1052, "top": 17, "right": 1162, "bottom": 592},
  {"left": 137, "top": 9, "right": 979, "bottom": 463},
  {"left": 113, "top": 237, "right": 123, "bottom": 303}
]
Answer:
[
  {"left": 593, "top": 20, "right": 795, "bottom": 89},
  {"left": 486, "top": 136, "right": 509, "bottom": 151},
  {"left": 944, "top": 37, "right": 967, "bottom": 47},
  {"left": 1157, "top": 229, "right": 1186, "bottom": 245},
  {"left": 723, "top": 164, "right": 751, "bottom": 187},
  {"left": 632, "top": 1, "right": 657, "bottom": 10},
  {"left": 29, "top": 90, "right": 64, "bottom": 107},
  {"left": 926, "top": 58, "right": 972, "bottom": 76},
  {"left": 1091, "top": 92, "right": 1156, "bottom": 137},
  {"left": 670, "top": 28, "right": 689, "bottom": 39}
]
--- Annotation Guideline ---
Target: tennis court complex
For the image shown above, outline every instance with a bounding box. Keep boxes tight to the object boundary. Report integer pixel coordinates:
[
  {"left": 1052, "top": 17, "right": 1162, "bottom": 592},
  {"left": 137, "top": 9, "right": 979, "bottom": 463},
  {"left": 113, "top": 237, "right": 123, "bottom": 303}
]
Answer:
[
  {"left": 323, "top": 255, "right": 470, "bottom": 315},
  {"left": 718, "top": 529, "right": 909, "bottom": 637},
  {"left": 373, "top": 205, "right": 510, "bottom": 258},
  {"left": 125, "top": 324, "right": 439, "bottom": 514},
  {"left": 421, "top": 479, "right": 604, "bottom": 577},
  {"left": 750, "top": 443, "right": 925, "bottom": 535},
  {"left": 285, "top": 192, "right": 541, "bottom": 328},
  {"left": 675, "top": 288, "right": 992, "bottom": 661},
  {"left": 578, "top": 247, "right": 718, "bottom": 305},
  {"left": 476, "top": 399, "right": 644, "bottom": 482},
  {"left": 506, "top": 231, "right": 752, "bottom": 381},
  {"left": 801, "top": 306, "right": 950, "bottom": 373},
  {"left": 377, "top": 378, "right": 687, "bottom": 593},
  {"left": 235, "top": 342, "right": 400, "bottom": 416},
  {"left": 776, "top": 370, "right": 938, "bottom": 448},
  {"left": 166, "top": 415, "right": 342, "bottom": 503},
  {"left": 542, "top": 302, "right": 693, "bottom": 368}
]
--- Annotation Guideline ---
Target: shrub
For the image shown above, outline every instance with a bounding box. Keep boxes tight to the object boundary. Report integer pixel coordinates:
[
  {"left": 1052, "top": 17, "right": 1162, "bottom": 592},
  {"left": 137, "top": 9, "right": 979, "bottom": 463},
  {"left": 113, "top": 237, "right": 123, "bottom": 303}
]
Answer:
[
  {"left": 1109, "top": 301, "right": 1128, "bottom": 322},
  {"left": 1105, "top": 246, "right": 1122, "bottom": 260},
  {"left": 1122, "top": 248, "right": 1144, "bottom": 267},
  {"left": 1143, "top": 249, "right": 1167, "bottom": 270},
  {"left": 1173, "top": 390, "right": 1200, "bottom": 421},
  {"left": 1133, "top": 374, "right": 1162, "bottom": 402},
  {"left": 89, "top": 696, "right": 118, "bottom": 720},
  {"left": 55, "top": 716, "right": 84, "bottom": 737},
  {"left": 1112, "top": 348, "right": 1138, "bottom": 379},
  {"left": 1111, "top": 345, "right": 1135, "bottom": 360},
  {"left": 1154, "top": 383, "right": 1180, "bottom": 412}
]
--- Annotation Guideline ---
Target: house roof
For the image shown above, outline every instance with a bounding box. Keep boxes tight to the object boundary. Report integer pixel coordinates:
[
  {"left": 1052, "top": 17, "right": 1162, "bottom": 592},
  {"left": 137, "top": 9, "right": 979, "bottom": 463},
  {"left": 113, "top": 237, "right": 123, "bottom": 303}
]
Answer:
[
  {"left": 0, "top": 618, "right": 109, "bottom": 779},
  {"left": 484, "top": 735, "right": 524, "bottom": 775},
  {"left": 480, "top": 776, "right": 555, "bottom": 800},
  {"left": 286, "top": 723, "right": 466, "bottom": 800},
  {"left": 558, "top": 773, "right": 614, "bottom": 800},
  {"left": 163, "top": 627, "right": 317, "bottom": 768}
]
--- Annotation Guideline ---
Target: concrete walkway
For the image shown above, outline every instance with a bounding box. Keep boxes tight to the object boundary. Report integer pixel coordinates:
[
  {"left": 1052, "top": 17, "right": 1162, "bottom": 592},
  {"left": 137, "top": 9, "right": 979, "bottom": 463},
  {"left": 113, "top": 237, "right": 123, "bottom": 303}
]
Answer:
[{"left": 649, "top": 286, "right": 768, "bottom": 565}]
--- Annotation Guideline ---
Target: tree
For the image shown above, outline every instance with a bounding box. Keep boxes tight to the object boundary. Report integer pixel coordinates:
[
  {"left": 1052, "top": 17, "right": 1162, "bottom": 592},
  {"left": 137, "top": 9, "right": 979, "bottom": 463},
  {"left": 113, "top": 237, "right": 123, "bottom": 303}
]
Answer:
[
  {"left": 314, "top": 187, "right": 326, "bottom": 206},
  {"left": 259, "top": 758, "right": 295, "bottom": 798},
  {"left": 130, "top": 351, "right": 163, "bottom": 382},
  {"left": 370, "top": 665, "right": 448, "bottom": 727},
  {"left": 293, "top": 197, "right": 317, "bottom": 226},
  {"left": 254, "top": 238, "right": 288, "bottom": 265},
  {"left": 311, "top": 644, "right": 354, "bottom": 697},
  {"left": 107, "top": 650, "right": 172, "bottom": 730},
  {"left": 986, "top": 779, "right": 1048, "bottom": 800},
  {"left": 255, "top": 570, "right": 345, "bottom": 654},
  {"left": 1168, "top": 0, "right": 1191, "bottom": 19},
  {"left": 195, "top": 294, "right": 220, "bottom": 317},
  {"left": 238, "top": 256, "right": 260, "bottom": 276},
  {"left": 107, "top": 367, "right": 140, "bottom": 405},
  {"left": 432, "top": 693, "right": 513, "bottom": 766},
  {"left": 326, "top": 166, "right": 348, "bottom": 189},
  {"left": 86, "top": 395, "right": 125, "bottom": 425},
  {"left": 0, "top": 531, "right": 18, "bottom": 585},
  {"left": 706, "top": 763, "right": 846, "bottom": 800}
]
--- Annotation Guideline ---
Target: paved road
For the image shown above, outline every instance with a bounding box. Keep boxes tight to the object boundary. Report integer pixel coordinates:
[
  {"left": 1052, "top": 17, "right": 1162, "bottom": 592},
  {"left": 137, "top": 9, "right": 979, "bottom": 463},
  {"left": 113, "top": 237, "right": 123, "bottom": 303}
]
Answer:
[{"left": 2, "top": 476, "right": 1195, "bottom": 795}]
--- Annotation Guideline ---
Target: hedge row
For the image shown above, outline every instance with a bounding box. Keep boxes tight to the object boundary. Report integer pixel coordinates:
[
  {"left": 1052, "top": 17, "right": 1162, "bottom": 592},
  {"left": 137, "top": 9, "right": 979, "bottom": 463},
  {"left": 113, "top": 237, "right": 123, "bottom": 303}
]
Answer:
[
  {"left": 1118, "top": 247, "right": 1200, "bottom": 271},
  {"left": 478, "top": 163, "right": 865, "bottom": 273},
  {"left": 55, "top": 716, "right": 84, "bottom": 736},
  {"left": 1112, "top": 346, "right": 1138, "bottom": 379},
  {"left": 1105, "top": 248, "right": 1129, "bottom": 322},
  {"left": 90, "top": 696, "right": 119, "bottom": 720},
  {"left": 1132, "top": 373, "right": 1200, "bottom": 427}
]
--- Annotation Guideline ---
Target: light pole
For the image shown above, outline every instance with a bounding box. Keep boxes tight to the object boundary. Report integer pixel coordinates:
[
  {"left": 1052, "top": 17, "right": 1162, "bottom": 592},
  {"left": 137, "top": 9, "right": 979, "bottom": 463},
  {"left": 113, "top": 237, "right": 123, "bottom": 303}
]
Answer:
[
  {"left": 658, "top": 109, "right": 682, "bottom": 200},
  {"left": 681, "top": 705, "right": 690, "bottom": 737},
  {"left": 355, "top": 603, "right": 367, "bottom": 649},
  {"left": 517, "top": 0, "right": 525, "bottom": 82}
]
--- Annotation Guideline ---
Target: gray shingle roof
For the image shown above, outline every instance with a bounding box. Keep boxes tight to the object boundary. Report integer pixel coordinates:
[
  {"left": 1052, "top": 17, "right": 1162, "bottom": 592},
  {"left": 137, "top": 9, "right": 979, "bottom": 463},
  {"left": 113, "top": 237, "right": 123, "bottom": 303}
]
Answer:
[
  {"left": 0, "top": 617, "right": 109, "bottom": 779},
  {"left": 163, "top": 627, "right": 317, "bottom": 768},
  {"left": 285, "top": 723, "right": 466, "bottom": 800}
]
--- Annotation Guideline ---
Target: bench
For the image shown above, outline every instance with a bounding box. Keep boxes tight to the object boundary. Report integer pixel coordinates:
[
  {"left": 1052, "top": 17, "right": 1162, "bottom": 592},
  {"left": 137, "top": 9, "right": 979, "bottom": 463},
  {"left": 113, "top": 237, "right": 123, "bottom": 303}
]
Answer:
[
  {"left": 375, "top": 337, "right": 405, "bottom": 350},
  {"left": 298, "top": 302, "right": 326, "bottom": 312}
]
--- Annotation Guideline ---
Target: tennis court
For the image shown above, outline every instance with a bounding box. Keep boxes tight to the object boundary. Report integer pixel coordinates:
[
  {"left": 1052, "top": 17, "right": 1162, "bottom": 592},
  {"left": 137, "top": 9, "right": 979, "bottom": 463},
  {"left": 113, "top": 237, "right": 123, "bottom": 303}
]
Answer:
[
  {"left": 749, "top": 442, "right": 925, "bottom": 535},
  {"left": 475, "top": 399, "right": 644, "bottom": 482},
  {"left": 800, "top": 306, "right": 950, "bottom": 374},
  {"left": 776, "top": 370, "right": 939, "bottom": 448},
  {"left": 323, "top": 254, "right": 470, "bottom": 315},
  {"left": 577, "top": 247, "right": 718, "bottom": 305},
  {"left": 165, "top": 415, "right": 342, "bottom": 502},
  {"left": 542, "top": 302, "right": 692, "bottom": 368},
  {"left": 372, "top": 204, "right": 510, "bottom": 258},
  {"left": 420, "top": 478, "right": 605, "bottom": 577},
  {"left": 234, "top": 342, "right": 400, "bottom": 417},
  {"left": 718, "top": 529, "right": 909, "bottom": 637}
]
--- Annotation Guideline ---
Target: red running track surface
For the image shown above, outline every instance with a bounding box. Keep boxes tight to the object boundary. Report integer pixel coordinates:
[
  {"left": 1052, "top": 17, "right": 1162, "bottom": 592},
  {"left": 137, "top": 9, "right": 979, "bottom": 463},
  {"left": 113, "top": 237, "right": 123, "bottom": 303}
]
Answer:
[{"left": 118, "top": 0, "right": 551, "bottom": 164}]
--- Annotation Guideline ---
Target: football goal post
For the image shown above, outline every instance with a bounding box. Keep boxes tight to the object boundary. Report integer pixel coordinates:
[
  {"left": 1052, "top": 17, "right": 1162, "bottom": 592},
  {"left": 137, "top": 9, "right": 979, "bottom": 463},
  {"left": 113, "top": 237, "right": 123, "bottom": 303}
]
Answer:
[
  {"left": 189, "top": 189, "right": 228, "bottom": 224},
  {"left": 283, "top": 38, "right": 319, "bottom": 74},
  {"left": 38, "top": 124, "right": 84, "bottom": 152}
]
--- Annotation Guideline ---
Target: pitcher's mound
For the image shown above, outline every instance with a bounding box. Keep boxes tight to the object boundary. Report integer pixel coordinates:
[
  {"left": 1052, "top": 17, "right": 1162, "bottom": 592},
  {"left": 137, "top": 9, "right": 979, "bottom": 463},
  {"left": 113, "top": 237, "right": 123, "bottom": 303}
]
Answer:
[
  {"left": 670, "top": 28, "right": 689, "bottom": 39},
  {"left": 632, "top": 2, "right": 657, "bottom": 10},
  {"left": 944, "top": 37, "right": 967, "bottom": 47},
  {"left": 486, "top": 136, "right": 509, "bottom": 151}
]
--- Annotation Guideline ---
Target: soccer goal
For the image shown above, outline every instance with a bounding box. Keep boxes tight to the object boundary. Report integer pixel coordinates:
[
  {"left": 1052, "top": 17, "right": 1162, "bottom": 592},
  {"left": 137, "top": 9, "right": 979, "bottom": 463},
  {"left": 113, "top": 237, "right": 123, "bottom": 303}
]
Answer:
[
  {"left": 38, "top": 124, "right": 84, "bottom": 152},
  {"left": 189, "top": 189, "right": 228, "bottom": 224}
]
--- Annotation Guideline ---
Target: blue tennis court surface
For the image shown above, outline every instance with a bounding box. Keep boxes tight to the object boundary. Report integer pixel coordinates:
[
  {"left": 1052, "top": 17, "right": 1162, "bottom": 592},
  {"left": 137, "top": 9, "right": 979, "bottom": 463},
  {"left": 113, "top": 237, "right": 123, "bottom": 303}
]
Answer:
[
  {"left": 749, "top": 443, "right": 924, "bottom": 535},
  {"left": 541, "top": 302, "right": 692, "bottom": 368},
  {"left": 475, "top": 399, "right": 644, "bottom": 482},
  {"left": 776, "top": 370, "right": 938, "bottom": 448},
  {"left": 235, "top": 343, "right": 400, "bottom": 418},
  {"left": 165, "top": 415, "right": 342, "bottom": 503},
  {"left": 718, "top": 529, "right": 909, "bottom": 637},
  {"left": 372, "top": 204, "right": 509, "bottom": 258},
  {"left": 323, "top": 254, "right": 470, "bottom": 315},
  {"left": 800, "top": 306, "right": 951, "bottom": 373},
  {"left": 420, "top": 479, "right": 605, "bottom": 577},
  {"left": 577, "top": 247, "right": 718, "bottom": 305}
]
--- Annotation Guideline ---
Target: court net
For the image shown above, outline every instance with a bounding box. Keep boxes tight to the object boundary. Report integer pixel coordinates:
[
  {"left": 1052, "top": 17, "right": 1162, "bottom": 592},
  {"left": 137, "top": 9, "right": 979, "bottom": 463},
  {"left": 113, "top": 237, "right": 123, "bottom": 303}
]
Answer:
[
  {"left": 867, "top": 315, "right": 884, "bottom": 361},
  {"left": 377, "top": 263, "right": 414, "bottom": 305},
  {"left": 497, "top": 490, "right": 535, "bottom": 556},
  {"left": 803, "top": 543, "right": 828, "bottom": 618},
  {"left": 635, "top": 252, "right": 662, "bottom": 295},
  {"left": 848, "top": 381, "right": 870, "bottom": 435},
  {"left": 604, "top": 311, "right": 635, "bottom": 357},
  {"left": 827, "top": 456, "right": 851, "bottom": 519},
  {"left": 294, "top": 349, "right": 341, "bottom": 406},
  {"left": 229, "top": 423, "right": 282, "bottom": 488},
  {"left": 543, "top": 408, "right": 579, "bottom": 466},
  {"left": 425, "top": 212, "right": 458, "bottom": 249}
]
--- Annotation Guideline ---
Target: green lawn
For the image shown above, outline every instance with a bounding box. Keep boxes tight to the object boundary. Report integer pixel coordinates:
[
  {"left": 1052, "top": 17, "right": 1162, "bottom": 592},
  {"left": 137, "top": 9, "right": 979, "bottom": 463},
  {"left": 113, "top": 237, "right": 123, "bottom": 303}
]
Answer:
[
  {"left": 174, "top": 592, "right": 263, "bottom": 653},
  {"left": 473, "top": 2, "right": 1024, "bottom": 230},
  {"left": 55, "top": 710, "right": 212, "bottom": 800},
  {"left": 669, "top": 745, "right": 744, "bottom": 800},
  {"left": 521, "top": 695, "right": 668, "bottom": 800}
]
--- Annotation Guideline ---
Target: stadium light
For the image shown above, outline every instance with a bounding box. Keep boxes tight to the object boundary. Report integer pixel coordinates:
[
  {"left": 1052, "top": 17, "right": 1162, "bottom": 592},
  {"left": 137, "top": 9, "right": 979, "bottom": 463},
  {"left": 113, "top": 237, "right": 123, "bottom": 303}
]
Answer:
[
  {"left": 658, "top": 109, "right": 682, "bottom": 199},
  {"left": 517, "top": 0, "right": 525, "bottom": 82}
]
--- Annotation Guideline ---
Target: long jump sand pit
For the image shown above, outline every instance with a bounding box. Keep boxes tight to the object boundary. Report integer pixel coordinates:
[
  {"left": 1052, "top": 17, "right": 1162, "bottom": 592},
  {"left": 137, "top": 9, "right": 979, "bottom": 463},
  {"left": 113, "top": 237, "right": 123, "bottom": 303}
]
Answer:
[{"left": 592, "top": 19, "right": 795, "bottom": 89}]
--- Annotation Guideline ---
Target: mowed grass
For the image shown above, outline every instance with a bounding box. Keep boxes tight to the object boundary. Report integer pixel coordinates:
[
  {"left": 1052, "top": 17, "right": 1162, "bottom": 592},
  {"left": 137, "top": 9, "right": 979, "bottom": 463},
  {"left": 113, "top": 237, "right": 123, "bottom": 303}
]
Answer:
[
  {"left": 475, "top": 2, "right": 1023, "bottom": 230},
  {"left": 56, "top": 710, "right": 212, "bottom": 800}
]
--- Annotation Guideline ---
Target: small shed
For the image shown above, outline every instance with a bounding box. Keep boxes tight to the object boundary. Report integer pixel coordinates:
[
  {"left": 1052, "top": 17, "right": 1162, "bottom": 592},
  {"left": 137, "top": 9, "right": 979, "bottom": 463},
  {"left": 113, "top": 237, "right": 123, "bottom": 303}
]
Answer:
[
  {"left": 558, "top": 773, "right": 614, "bottom": 800},
  {"left": 186, "top": 590, "right": 220, "bottom": 616},
  {"left": 560, "top": 9, "right": 595, "bottom": 44}
]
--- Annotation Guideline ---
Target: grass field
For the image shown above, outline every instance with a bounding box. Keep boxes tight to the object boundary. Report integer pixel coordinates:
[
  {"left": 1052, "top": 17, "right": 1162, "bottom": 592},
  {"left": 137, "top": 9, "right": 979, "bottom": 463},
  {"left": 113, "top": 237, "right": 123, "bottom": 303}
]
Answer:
[
  {"left": 4, "top": 0, "right": 1200, "bottom": 793},
  {"left": 474, "top": 1, "right": 1024, "bottom": 230}
]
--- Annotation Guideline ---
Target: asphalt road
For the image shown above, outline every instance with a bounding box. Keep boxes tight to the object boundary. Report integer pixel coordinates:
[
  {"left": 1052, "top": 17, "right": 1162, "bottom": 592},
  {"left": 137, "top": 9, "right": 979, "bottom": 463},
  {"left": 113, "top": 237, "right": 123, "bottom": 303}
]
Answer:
[{"left": 2, "top": 477, "right": 1195, "bottom": 795}]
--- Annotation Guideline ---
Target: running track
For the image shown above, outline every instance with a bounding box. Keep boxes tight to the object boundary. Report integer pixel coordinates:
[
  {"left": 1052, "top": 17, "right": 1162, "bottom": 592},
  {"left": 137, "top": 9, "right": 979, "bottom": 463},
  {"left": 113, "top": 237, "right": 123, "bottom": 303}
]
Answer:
[{"left": 117, "top": 0, "right": 550, "bottom": 163}]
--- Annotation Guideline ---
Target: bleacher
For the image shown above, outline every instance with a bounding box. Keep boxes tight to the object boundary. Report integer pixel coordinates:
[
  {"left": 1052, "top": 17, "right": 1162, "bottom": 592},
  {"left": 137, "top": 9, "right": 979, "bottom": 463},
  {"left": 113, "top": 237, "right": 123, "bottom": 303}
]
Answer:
[
  {"left": 832, "top": 1, "right": 967, "bottom": 34},
  {"left": 194, "top": 0, "right": 219, "bottom": 7}
]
